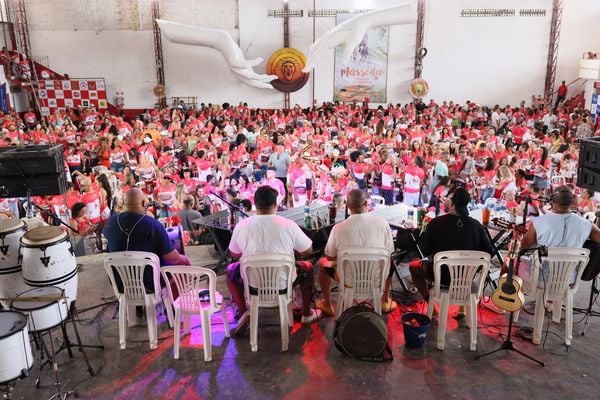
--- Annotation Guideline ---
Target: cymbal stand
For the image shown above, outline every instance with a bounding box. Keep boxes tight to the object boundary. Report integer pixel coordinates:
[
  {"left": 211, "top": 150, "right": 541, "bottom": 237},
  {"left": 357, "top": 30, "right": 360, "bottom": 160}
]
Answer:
[{"left": 475, "top": 227, "right": 545, "bottom": 366}]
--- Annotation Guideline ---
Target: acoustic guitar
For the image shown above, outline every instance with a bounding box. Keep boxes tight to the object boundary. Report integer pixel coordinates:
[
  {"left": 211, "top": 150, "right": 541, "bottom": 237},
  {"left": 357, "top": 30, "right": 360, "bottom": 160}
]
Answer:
[{"left": 491, "top": 219, "right": 525, "bottom": 312}]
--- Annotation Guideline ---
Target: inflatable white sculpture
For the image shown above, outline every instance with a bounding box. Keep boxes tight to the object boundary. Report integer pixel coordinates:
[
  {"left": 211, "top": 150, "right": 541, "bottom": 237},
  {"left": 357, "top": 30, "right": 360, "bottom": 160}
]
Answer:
[
  {"left": 156, "top": 19, "right": 278, "bottom": 90},
  {"left": 302, "top": 3, "right": 417, "bottom": 72}
]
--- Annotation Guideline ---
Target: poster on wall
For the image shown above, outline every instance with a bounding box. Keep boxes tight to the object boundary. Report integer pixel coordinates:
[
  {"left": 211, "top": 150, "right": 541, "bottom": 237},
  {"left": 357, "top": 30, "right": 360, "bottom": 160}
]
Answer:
[
  {"left": 37, "top": 78, "right": 108, "bottom": 116},
  {"left": 333, "top": 13, "right": 389, "bottom": 103}
]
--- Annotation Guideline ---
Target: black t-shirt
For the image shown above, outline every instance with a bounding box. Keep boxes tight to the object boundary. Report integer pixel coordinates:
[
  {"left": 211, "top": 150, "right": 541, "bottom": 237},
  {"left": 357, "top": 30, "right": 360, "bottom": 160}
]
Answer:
[{"left": 420, "top": 214, "right": 494, "bottom": 258}]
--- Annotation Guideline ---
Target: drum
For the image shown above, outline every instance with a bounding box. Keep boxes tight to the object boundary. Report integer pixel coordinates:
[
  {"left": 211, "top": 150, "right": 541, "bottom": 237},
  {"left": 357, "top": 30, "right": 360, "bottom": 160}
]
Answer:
[
  {"left": 0, "top": 311, "right": 34, "bottom": 384},
  {"left": 20, "top": 226, "right": 78, "bottom": 303},
  {"left": 167, "top": 225, "right": 185, "bottom": 255},
  {"left": 0, "top": 219, "right": 28, "bottom": 306},
  {"left": 11, "top": 287, "right": 69, "bottom": 332}
]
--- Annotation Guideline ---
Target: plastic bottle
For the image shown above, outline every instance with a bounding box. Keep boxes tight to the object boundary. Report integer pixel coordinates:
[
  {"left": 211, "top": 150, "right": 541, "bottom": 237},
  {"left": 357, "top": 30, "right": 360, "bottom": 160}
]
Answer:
[{"left": 304, "top": 200, "right": 311, "bottom": 228}]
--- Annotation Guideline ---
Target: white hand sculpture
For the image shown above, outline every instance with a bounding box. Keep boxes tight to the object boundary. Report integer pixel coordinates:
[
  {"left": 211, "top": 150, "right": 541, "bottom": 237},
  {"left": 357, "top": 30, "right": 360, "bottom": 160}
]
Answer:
[
  {"left": 302, "top": 3, "right": 417, "bottom": 72},
  {"left": 156, "top": 19, "right": 278, "bottom": 90}
]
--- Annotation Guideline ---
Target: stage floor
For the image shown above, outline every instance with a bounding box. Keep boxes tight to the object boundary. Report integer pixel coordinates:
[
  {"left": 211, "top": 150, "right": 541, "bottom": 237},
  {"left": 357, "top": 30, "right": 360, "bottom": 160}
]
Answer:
[{"left": 9, "top": 245, "right": 600, "bottom": 400}]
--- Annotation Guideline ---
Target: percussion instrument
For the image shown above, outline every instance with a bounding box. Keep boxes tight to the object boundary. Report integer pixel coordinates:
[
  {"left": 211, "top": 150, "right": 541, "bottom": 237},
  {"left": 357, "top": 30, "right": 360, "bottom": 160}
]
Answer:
[
  {"left": 11, "top": 287, "right": 69, "bottom": 332},
  {"left": 0, "top": 219, "right": 29, "bottom": 307},
  {"left": 0, "top": 311, "right": 34, "bottom": 384},
  {"left": 167, "top": 225, "right": 185, "bottom": 255},
  {"left": 20, "top": 226, "right": 78, "bottom": 303}
]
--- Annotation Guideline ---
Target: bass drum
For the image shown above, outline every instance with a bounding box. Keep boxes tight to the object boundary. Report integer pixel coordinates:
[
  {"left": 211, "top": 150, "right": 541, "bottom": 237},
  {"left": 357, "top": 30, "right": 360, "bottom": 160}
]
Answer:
[
  {"left": 11, "top": 286, "right": 69, "bottom": 332},
  {"left": 20, "top": 226, "right": 78, "bottom": 304},
  {"left": 0, "top": 311, "right": 34, "bottom": 384},
  {"left": 0, "top": 219, "right": 29, "bottom": 307}
]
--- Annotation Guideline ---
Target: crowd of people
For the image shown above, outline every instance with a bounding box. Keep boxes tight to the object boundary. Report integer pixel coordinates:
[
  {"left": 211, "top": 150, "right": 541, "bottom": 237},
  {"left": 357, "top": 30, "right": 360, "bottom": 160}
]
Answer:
[
  {"left": 0, "top": 96, "right": 599, "bottom": 331},
  {"left": 0, "top": 97, "right": 598, "bottom": 239}
]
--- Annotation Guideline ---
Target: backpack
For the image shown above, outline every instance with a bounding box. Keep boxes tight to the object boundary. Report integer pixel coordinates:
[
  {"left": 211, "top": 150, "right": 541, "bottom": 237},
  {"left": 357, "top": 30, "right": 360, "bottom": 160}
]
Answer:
[{"left": 334, "top": 302, "right": 393, "bottom": 362}]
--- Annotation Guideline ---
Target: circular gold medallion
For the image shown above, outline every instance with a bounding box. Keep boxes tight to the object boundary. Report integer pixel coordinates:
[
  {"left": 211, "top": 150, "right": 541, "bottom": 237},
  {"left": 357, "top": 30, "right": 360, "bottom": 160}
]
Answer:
[
  {"left": 408, "top": 78, "right": 429, "bottom": 99},
  {"left": 266, "top": 47, "right": 310, "bottom": 93}
]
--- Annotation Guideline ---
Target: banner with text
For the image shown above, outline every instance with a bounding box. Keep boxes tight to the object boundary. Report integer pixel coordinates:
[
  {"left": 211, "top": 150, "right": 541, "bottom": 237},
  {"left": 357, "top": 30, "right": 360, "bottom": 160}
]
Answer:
[{"left": 333, "top": 13, "right": 389, "bottom": 103}]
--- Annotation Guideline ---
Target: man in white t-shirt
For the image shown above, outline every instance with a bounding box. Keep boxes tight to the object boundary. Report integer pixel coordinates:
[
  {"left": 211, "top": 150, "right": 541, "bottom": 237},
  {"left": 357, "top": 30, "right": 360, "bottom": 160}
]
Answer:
[
  {"left": 226, "top": 186, "right": 321, "bottom": 334},
  {"left": 316, "top": 189, "right": 396, "bottom": 316}
]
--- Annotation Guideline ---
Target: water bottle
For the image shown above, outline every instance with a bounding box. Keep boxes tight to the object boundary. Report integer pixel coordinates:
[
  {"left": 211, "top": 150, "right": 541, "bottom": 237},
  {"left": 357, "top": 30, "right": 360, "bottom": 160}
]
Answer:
[{"left": 304, "top": 200, "right": 311, "bottom": 228}]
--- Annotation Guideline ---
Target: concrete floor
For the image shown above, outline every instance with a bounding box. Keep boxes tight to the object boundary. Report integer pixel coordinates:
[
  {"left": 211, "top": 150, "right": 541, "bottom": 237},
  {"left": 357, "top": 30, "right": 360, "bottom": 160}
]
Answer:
[{"left": 7, "top": 244, "right": 600, "bottom": 400}]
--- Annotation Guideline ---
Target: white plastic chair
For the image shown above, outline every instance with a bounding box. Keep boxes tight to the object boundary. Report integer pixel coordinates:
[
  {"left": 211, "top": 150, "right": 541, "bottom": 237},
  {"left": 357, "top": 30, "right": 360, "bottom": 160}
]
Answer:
[
  {"left": 104, "top": 251, "right": 174, "bottom": 350},
  {"left": 240, "top": 253, "right": 295, "bottom": 352},
  {"left": 582, "top": 211, "right": 597, "bottom": 223},
  {"left": 550, "top": 175, "right": 566, "bottom": 189},
  {"left": 370, "top": 194, "right": 385, "bottom": 208},
  {"left": 532, "top": 247, "right": 590, "bottom": 346},
  {"left": 336, "top": 247, "right": 390, "bottom": 317},
  {"left": 160, "top": 265, "right": 230, "bottom": 362},
  {"left": 427, "top": 250, "right": 491, "bottom": 351}
]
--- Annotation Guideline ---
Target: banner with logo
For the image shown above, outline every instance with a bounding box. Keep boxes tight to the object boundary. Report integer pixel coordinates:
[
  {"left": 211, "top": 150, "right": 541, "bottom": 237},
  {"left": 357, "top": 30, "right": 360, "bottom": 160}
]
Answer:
[
  {"left": 333, "top": 13, "right": 389, "bottom": 103},
  {"left": 37, "top": 78, "right": 108, "bottom": 116}
]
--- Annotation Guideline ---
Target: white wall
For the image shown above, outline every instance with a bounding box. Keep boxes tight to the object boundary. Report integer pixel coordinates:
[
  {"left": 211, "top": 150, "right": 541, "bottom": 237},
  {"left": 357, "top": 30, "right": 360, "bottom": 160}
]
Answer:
[{"left": 25, "top": 0, "right": 600, "bottom": 109}]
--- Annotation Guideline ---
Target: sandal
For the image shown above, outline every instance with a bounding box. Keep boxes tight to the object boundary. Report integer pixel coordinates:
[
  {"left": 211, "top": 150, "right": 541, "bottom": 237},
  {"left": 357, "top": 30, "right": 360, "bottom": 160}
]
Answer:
[{"left": 316, "top": 299, "right": 335, "bottom": 317}]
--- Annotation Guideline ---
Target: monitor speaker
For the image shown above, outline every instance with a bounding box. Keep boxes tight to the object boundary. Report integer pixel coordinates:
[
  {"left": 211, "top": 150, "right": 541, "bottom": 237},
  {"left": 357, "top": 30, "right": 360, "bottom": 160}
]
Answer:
[
  {"left": 0, "top": 145, "right": 67, "bottom": 198},
  {"left": 577, "top": 138, "right": 600, "bottom": 192}
]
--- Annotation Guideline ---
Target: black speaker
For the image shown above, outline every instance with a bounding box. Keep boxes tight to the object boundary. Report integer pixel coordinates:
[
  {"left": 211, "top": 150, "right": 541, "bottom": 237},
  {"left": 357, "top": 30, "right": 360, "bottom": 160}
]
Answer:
[
  {"left": 0, "top": 145, "right": 67, "bottom": 198},
  {"left": 577, "top": 138, "right": 600, "bottom": 192}
]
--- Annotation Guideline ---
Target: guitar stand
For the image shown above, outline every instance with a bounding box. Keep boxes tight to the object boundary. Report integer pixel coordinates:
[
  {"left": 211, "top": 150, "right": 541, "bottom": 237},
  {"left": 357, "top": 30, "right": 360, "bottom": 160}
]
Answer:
[
  {"left": 573, "top": 276, "right": 600, "bottom": 336},
  {"left": 475, "top": 309, "right": 545, "bottom": 366}
]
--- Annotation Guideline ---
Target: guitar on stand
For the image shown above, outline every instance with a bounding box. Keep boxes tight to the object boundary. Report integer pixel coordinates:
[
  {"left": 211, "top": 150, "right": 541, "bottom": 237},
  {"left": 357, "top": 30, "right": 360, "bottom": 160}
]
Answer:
[
  {"left": 490, "top": 219, "right": 526, "bottom": 312},
  {"left": 476, "top": 217, "right": 545, "bottom": 366}
]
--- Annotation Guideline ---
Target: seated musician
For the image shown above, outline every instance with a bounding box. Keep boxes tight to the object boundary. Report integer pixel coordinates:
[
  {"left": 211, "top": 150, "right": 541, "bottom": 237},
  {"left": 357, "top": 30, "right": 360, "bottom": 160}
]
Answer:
[
  {"left": 226, "top": 186, "right": 321, "bottom": 335},
  {"left": 409, "top": 187, "right": 494, "bottom": 304},
  {"left": 316, "top": 189, "right": 397, "bottom": 316},
  {"left": 520, "top": 185, "right": 600, "bottom": 282},
  {"left": 103, "top": 187, "right": 190, "bottom": 266}
]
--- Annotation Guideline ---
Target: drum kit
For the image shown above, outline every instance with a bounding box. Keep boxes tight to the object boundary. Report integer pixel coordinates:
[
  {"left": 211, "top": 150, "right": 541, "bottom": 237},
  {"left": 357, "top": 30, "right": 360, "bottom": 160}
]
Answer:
[{"left": 0, "top": 221, "right": 100, "bottom": 399}]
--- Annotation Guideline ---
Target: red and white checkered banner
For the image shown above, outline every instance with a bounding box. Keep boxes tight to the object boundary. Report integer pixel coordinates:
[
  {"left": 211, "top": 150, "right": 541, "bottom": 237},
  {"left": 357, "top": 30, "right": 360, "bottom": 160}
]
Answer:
[{"left": 37, "top": 78, "right": 108, "bottom": 116}]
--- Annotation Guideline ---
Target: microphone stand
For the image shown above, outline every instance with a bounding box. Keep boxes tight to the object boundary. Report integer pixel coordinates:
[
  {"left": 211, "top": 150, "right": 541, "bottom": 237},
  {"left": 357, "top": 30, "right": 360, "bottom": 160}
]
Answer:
[
  {"left": 209, "top": 191, "right": 250, "bottom": 217},
  {"left": 476, "top": 226, "right": 545, "bottom": 366},
  {"left": 31, "top": 201, "right": 79, "bottom": 234}
]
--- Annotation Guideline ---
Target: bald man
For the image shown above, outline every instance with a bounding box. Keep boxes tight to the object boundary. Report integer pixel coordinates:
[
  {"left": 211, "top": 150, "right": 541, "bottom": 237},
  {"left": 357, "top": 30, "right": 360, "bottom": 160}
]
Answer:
[
  {"left": 103, "top": 188, "right": 190, "bottom": 266},
  {"left": 317, "top": 189, "right": 396, "bottom": 316},
  {"left": 521, "top": 185, "right": 600, "bottom": 249}
]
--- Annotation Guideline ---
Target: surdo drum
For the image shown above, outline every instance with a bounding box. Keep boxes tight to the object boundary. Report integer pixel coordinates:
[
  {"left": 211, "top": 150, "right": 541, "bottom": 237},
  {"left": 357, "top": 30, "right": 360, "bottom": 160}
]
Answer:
[
  {"left": 11, "top": 287, "right": 69, "bottom": 332},
  {"left": 0, "top": 311, "right": 34, "bottom": 384},
  {"left": 0, "top": 219, "right": 29, "bottom": 306},
  {"left": 20, "top": 226, "right": 78, "bottom": 303}
]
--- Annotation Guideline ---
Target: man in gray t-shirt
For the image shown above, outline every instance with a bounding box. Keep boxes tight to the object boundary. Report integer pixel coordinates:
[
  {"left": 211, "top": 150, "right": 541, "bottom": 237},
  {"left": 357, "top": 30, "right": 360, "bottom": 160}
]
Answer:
[
  {"left": 177, "top": 196, "right": 204, "bottom": 242},
  {"left": 268, "top": 144, "right": 291, "bottom": 202}
]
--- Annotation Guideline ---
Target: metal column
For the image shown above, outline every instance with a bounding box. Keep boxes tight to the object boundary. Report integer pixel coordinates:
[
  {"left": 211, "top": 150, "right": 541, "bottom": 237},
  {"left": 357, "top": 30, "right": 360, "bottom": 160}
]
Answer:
[
  {"left": 414, "top": 0, "right": 425, "bottom": 79},
  {"left": 544, "top": 0, "right": 563, "bottom": 105},
  {"left": 151, "top": 0, "right": 166, "bottom": 108},
  {"left": 283, "top": 0, "right": 290, "bottom": 110}
]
